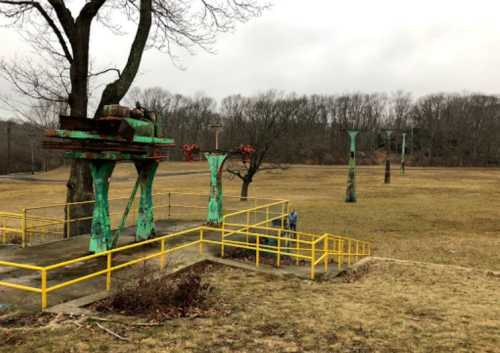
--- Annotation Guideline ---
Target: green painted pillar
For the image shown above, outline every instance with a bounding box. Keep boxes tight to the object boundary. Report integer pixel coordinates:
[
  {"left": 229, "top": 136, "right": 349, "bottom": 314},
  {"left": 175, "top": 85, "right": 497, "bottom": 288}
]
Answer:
[
  {"left": 401, "top": 132, "right": 407, "bottom": 176},
  {"left": 89, "top": 161, "right": 116, "bottom": 253},
  {"left": 384, "top": 130, "right": 392, "bottom": 184},
  {"left": 345, "top": 130, "right": 359, "bottom": 203},
  {"left": 205, "top": 153, "right": 228, "bottom": 224},
  {"left": 134, "top": 160, "right": 159, "bottom": 241}
]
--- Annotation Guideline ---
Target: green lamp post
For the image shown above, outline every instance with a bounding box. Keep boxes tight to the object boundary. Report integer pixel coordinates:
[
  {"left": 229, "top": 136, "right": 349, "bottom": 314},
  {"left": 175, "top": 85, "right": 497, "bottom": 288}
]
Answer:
[
  {"left": 384, "top": 130, "right": 392, "bottom": 184},
  {"left": 345, "top": 130, "right": 360, "bottom": 203}
]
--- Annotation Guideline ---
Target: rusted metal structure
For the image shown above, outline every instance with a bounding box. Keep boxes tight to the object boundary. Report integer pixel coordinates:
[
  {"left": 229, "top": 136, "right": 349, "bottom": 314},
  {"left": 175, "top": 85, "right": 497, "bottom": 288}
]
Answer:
[
  {"left": 182, "top": 143, "right": 200, "bottom": 162},
  {"left": 384, "top": 130, "right": 393, "bottom": 184},
  {"left": 43, "top": 105, "right": 175, "bottom": 253}
]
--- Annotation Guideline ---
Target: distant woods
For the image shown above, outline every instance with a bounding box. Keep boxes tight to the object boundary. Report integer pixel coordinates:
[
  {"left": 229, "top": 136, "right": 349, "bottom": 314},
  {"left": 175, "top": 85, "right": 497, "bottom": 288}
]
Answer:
[
  {"left": 129, "top": 88, "right": 500, "bottom": 166},
  {"left": 1, "top": 89, "right": 499, "bottom": 175}
]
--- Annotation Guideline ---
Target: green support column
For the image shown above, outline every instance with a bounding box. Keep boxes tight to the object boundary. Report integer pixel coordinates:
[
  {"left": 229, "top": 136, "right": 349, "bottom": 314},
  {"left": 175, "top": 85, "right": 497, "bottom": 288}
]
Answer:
[
  {"left": 89, "top": 161, "right": 116, "bottom": 253},
  {"left": 400, "top": 132, "right": 406, "bottom": 176},
  {"left": 345, "top": 130, "right": 359, "bottom": 203},
  {"left": 205, "top": 153, "right": 228, "bottom": 224},
  {"left": 134, "top": 160, "right": 159, "bottom": 241},
  {"left": 384, "top": 130, "right": 393, "bottom": 184}
]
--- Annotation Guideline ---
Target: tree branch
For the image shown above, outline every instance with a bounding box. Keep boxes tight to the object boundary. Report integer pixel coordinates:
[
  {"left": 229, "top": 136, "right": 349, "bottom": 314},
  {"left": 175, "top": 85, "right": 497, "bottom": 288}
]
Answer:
[
  {"left": 0, "top": 0, "right": 73, "bottom": 62},
  {"left": 88, "top": 67, "right": 121, "bottom": 79},
  {"left": 94, "top": 0, "right": 152, "bottom": 117}
]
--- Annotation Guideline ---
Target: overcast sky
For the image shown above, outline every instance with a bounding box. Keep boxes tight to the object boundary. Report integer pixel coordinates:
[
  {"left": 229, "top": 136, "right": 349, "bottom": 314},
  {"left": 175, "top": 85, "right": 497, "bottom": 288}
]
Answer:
[{"left": 1, "top": 0, "right": 500, "bottom": 117}]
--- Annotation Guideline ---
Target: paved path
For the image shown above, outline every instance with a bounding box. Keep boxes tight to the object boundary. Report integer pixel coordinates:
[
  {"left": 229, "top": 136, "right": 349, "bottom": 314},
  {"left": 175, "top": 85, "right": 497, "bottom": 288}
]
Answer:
[{"left": 0, "top": 170, "right": 208, "bottom": 183}]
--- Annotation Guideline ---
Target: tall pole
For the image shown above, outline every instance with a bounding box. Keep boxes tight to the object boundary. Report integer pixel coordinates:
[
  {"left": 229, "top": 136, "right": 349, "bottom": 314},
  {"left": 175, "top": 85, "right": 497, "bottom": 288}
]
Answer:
[
  {"left": 209, "top": 123, "right": 223, "bottom": 151},
  {"left": 215, "top": 128, "right": 220, "bottom": 150},
  {"left": 345, "top": 130, "right": 359, "bottom": 203},
  {"left": 400, "top": 133, "right": 406, "bottom": 176},
  {"left": 384, "top": 130, "right": 392, "bottom": 184}
]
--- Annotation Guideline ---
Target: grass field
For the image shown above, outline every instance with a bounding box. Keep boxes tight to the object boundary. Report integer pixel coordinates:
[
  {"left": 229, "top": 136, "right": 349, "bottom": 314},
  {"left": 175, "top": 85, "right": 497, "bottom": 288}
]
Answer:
[
  {"left": 1, "top": 259, "right": 499, "bottom": 353},
  {"left": 1, "top": 163, "right": 499, "bottom": 352},
  {"left": 1, "top": 162, "right": 499, "bottom": 270}
]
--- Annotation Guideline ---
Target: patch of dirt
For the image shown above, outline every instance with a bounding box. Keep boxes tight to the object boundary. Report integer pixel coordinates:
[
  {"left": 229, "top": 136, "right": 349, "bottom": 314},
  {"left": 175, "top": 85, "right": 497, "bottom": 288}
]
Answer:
[{"left": 0, "top": 312, "right": 56, "bottom": 328}]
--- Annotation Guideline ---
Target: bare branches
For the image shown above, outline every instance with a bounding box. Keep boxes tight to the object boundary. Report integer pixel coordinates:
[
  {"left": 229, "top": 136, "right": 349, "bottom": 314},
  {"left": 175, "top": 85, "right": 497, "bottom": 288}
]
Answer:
[
  {"left": 148, "top": 0, "right": 268, "bottom": 58},
  {"left": 0, "top": 0, "right": 73, "bottom": 62},
  {"left": 0, "top": 58, "right": 69, "bottom": 103}
]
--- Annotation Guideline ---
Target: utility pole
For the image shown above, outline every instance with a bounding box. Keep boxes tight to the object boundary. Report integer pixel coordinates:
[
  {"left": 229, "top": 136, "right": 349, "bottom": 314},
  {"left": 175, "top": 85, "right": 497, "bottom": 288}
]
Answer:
[{"left": 209, "top": 122, "right": 223, "bottom": 151}]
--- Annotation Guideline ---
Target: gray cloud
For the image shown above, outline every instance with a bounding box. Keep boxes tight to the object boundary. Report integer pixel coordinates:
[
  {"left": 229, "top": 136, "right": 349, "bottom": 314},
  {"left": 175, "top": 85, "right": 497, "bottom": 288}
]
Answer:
[{"left": 1, "top": 0, "right": 500, "bottom": 118}]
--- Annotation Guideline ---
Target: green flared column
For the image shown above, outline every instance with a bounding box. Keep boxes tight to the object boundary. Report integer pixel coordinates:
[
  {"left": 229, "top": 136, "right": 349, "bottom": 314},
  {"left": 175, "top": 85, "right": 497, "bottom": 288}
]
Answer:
[
  {"left": 384, "top": 130, "right": 393, "bottom": 184},
  {"left": 89, "top": 161, "right": 116, "bottom": 253},
  {"left": 134, "top": 160, "right": 159, "bottom": 241},
  {"left": 345, "top": 130, "right": 359, "bottom": 203},
  {"left": 205, "top": 153, "right": 228, "bottom": 224}
]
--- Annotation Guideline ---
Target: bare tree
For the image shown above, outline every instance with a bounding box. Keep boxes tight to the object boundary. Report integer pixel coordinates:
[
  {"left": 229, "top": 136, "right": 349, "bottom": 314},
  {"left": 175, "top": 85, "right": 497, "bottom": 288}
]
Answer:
[
  {"left": 224, "top": 91, "right": 298, "bottom": 200},
  {"left": 0, "top": 0, "right": 268, "bottom": 233}
]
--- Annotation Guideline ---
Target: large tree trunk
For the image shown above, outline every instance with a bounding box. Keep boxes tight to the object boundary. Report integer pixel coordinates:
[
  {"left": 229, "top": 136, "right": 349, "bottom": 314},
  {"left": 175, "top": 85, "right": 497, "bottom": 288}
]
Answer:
[
  {"left": 65, "top": 159, "right": 94, "bottom": 237},
  {"left": 240, "top": 178, "right": 251, "bottom": 201},
  {"left": 65, "top": 20, "right": 94, "bottom": 237}
]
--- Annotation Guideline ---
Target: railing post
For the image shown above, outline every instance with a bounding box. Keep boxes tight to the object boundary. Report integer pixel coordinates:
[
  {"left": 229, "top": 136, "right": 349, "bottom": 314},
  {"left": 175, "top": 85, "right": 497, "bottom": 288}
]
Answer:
[
  {"left": 276, "top": 229, "right": 281, "bottom": 268},
  {"left": 296, "top": 233, "right": 300, "bottom": 265},
  {"left": 221, "top": 223, "right": 225, "bottom": 257},
  {"left": 21, "top": 208, "right": 27, "bottom": 248},
  {"left": 348, "top": 239, "right": 352, "bottom": 266},
  {"left": 256, "top": 234, "right": 260, "bottom": 268},
  {"left": 246, "top": 211, "right": 250, "bottom": 243},
  {"left": 199, "top": 229, "right": 204, "bottom": 255},
  {"left": 41, "top": 269, "right": 47, "bottom": 310},
  {"left": 310, "top": 240, "right": 315, "bottom": 280},
  {"left": 356, "top": 241, "right": 359, "bottom": 262},
  {"left": 160, "top": 238, "right": 166, "bottom": 270},
  {"left": 106, "top": 253, "right": 112, "bottom": 291},
  {"left": 323, "top": 235, "right": 328, "bottom": 273},
  {"left": 339, "top": 240, "right": 343, "bottom": 270},
  {"left": 266, "top": 206, "right": 269, "bottom": 227}
]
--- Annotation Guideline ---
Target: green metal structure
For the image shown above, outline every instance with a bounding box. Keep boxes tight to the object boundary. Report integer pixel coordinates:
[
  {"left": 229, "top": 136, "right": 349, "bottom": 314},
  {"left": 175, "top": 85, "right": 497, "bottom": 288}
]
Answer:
[
  {"left": 345, "top": 130, "right": 359, "bottom": 203},
  {"left": 44, "top": 117, "right": 174, "bottom": 253},
  {"left": 400, "top": 132, "right": 407, "bottom": 176},
  {"left": 384, "top": 130, "right": 393, "bottom": 184},
  {"left": 205, "top": 153, "right": 228, "bottom": 224}
]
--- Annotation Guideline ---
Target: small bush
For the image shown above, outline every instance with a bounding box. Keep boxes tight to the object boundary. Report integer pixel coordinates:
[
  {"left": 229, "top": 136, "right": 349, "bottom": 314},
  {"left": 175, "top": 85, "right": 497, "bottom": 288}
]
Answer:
[{"left": 94, "top": 268, "right": 213, "bottom": 321}]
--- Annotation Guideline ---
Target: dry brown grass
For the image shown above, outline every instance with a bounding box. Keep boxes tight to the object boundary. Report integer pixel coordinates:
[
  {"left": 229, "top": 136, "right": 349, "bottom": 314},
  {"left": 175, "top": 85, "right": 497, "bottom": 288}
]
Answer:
[
  {"left": 1, "top": 163, "right": 499, "bottom": 270},
  {"left": 1, "top": 161, "right": 500, "bottom": 352},
  {"left": 1, "top": 259, "right": 498, "bottom": 353}
]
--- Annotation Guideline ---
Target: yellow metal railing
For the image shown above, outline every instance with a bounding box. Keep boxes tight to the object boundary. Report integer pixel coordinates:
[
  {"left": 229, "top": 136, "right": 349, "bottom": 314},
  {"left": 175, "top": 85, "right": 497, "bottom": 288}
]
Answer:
[
  {"left": 0, "top": 225, "right": 371, "bottom": 310},
  {"left": 0, "top": 211, "right": 26, "bottom": 246},
  {"left": 1, "top": 192, "right": 286, "bottom": 247}
]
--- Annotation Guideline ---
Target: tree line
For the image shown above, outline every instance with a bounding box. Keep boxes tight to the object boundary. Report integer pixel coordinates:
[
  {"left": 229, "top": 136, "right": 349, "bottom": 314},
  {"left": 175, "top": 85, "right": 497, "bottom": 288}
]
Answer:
[
  {"left": 1, "top": 89, "right": 499, "bottom": 176},
  {"left": 129, "top": 88, "right": 500, "bottom": 167}
]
